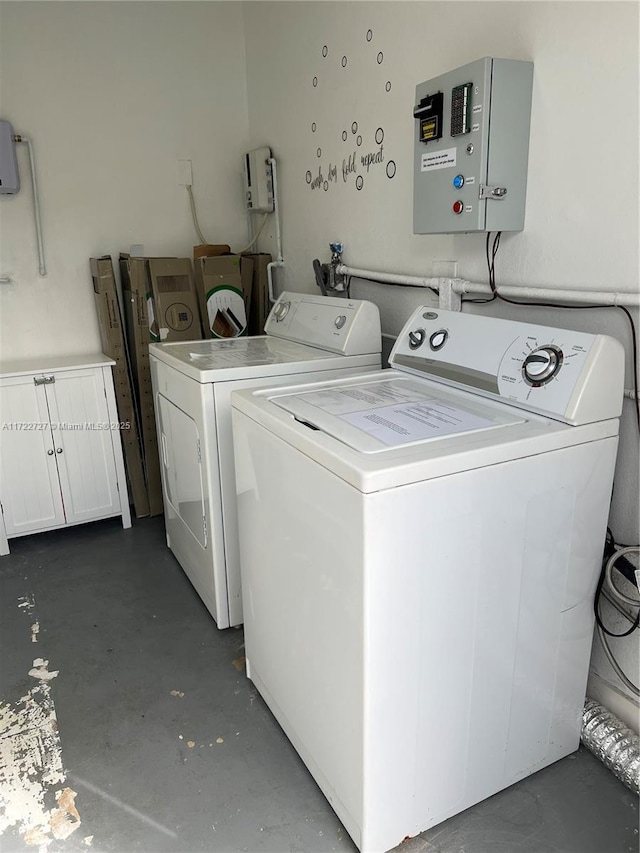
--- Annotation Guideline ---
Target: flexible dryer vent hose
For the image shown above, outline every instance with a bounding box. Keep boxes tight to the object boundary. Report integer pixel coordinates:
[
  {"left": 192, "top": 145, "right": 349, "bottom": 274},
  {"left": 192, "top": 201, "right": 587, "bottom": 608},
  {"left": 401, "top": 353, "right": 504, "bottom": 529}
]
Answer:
[{"left": 582, "top": 698, "right": 640, "bottom": 795}]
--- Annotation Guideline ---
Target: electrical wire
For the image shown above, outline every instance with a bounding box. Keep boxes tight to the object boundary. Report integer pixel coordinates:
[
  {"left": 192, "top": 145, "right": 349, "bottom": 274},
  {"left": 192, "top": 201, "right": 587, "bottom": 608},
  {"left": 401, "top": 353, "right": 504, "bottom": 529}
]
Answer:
[
  {"left": 592, "top": 532, "right": 640, "bottom": 695},
  {"left": 605, "top": 546, "right": 640, "bottom": 608},
  {"left": 596, "top": 624, "right": 640, "bottom": 696},
  {"left": 595, "top": 530, "right": 640, "bottom": 638},
  {"left": 186, "top": 184, "right": 209, "bottom": 245},
  {"left": 464, "top": 232, "right": 640, "bottom": 433},
  {"left": 236, "top": 213, "right": 270, "bottom": 255}
]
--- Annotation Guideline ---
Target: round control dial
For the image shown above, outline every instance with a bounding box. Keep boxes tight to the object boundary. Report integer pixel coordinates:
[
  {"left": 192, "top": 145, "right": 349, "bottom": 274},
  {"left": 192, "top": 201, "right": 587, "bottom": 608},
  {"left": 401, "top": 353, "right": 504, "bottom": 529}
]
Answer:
[
  {"left": 522, "top": 346, "right": 564, "bottom": 386},
  {"left": 273, "top": 300, "right": 291, "bottom": 322},
  {"left": 408, "top": 328, "right": 426, "bottom": 350},
  {"left": 335, "top": 314, "right": 347, "bottom": 329},
  {"left": 429, "top": 329, "right": 448, "bottom": 351}
]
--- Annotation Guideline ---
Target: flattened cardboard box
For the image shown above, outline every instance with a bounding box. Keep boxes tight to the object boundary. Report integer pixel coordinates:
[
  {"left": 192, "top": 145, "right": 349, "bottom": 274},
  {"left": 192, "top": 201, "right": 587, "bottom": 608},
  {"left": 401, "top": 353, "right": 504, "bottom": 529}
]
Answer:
[
  {"left": 90, "top": 256, "right": 149, "bottom": 518},
  {"left": 119, "top": 254, "right": 164, "bottom": 516},
  {"left": 242, "top": 252, "right": 272, "bottom": 335},
  {"left": 195, "top": 254, "right": 254, "bottom": 339},
  {"left": 147, "top": 258, "right": 203, "bottom": 342}
]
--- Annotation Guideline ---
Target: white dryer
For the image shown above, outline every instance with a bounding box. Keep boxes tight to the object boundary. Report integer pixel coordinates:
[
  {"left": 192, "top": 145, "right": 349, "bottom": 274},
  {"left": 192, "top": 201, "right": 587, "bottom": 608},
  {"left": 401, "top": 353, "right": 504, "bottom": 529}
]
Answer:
[
  {"left": 231, "top": 307, "right": 624, "bottom": 853},
  {"left": 149, "top": 291, "right": 381, "bottom": 629}
]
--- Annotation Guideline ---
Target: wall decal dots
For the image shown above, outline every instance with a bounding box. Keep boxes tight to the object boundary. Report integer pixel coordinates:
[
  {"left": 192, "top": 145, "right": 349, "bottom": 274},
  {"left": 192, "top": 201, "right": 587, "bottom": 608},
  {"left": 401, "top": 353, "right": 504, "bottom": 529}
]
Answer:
[{"left": 305, "top": 29, "right": 395, "bottom": 196}]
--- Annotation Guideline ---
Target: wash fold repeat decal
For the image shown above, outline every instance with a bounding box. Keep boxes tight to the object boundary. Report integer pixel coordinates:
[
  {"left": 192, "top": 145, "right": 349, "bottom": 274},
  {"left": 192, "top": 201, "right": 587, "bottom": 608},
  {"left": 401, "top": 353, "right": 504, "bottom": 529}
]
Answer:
[{"left": 304, "top": 27, "right": 397, "bottom": 195}]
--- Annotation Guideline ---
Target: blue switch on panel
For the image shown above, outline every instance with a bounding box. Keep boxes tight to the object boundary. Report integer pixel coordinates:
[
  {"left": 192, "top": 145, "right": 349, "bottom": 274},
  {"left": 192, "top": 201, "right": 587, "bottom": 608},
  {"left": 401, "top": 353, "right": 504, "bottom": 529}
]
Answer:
[{"left": 452, "top": 174, "right": 465, "bottom": 189}]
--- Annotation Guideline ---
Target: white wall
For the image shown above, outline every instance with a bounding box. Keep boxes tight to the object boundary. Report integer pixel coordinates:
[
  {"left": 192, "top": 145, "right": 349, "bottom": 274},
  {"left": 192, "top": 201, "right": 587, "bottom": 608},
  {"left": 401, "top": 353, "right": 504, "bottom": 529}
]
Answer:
[
  {"left": 243, "top": 1, "right": 639, "bottom": 719},
  {"left": 0, "top": 1, "right": 251, "bottom": 360}
]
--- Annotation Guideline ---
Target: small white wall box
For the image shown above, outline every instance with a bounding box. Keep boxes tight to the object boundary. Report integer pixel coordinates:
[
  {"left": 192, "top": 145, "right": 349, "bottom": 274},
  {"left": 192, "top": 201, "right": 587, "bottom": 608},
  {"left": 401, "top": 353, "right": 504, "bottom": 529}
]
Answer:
[
  {"left": 243, "top": 146, "right": 274, "bottom": 213},
  {"left": 0, "top": 119, "right": 20, "bottom": 194},
  {"left": 413, "top": 58, "right": 533, "bottom": 234}
]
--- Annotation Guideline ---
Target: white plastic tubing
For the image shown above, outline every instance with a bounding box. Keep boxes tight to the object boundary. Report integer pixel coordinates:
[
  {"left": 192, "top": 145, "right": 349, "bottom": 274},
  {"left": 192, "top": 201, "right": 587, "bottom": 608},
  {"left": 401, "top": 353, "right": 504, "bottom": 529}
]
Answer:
[
  {"left": 266, "top": 157, "right": 284, "bottom": 304},
  {"left": 15, "top": 135, "right": 47, "bottom": 277},
  {"left": 337, "top": 264, "right": 640, "bottom": 308}
]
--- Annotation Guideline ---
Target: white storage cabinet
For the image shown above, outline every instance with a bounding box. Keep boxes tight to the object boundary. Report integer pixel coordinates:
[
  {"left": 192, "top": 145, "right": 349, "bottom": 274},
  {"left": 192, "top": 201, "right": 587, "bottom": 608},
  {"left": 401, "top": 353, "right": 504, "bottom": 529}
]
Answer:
[{"left": 0, "top": 354, "right": 131, "bottom": 555}]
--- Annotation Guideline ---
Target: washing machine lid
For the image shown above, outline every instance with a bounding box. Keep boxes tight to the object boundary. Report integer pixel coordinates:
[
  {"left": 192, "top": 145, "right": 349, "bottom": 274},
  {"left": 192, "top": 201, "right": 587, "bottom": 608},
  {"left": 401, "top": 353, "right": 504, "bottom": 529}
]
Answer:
[
  {"left": 233, "top": 370, "right": 619, "bottom": 492},
  {"left": 271, "top": 374, "right": 526, "bottom": 452},
  {"left": 149, "top": 336, "right": 377, "bottom": 383}
]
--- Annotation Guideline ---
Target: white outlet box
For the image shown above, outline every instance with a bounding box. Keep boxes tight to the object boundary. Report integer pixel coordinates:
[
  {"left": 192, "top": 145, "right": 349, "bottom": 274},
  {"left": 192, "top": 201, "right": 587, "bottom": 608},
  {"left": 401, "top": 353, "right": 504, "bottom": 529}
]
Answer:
[{"left": 177, "top": 159, "right": 193, "bottom": 187}]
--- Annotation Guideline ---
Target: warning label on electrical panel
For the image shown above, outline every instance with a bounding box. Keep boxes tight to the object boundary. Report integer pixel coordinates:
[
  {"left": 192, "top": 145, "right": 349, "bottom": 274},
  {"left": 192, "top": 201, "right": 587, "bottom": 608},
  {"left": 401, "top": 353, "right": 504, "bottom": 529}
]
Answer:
[{"left": 421, "top": 147, "right": 456, "bottom": 172}]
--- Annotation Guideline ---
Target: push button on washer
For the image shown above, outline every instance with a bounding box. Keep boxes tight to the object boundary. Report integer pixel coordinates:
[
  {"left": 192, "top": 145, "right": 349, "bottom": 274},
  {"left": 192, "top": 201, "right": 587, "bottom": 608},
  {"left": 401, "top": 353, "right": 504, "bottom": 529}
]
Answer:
[{"left": 429, "top": 329, "right": 448, "bottom": 351}]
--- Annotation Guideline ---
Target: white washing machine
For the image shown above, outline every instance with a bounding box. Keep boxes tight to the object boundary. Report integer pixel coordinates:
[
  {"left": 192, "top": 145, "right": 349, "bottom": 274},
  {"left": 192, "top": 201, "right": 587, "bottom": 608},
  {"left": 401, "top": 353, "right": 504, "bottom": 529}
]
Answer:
[
  {"left": 149, "top": 291, "right": 381, "bottom": 629},
  {"left": 231, "top": 307, "right": 624, "bottom": 853}
]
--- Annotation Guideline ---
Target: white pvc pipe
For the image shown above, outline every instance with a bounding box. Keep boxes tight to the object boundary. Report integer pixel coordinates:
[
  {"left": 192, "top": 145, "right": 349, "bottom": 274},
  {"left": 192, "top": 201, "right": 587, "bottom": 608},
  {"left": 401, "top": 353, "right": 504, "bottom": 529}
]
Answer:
[
  {"left": 338, "top": 265, "right": 439, "bottom": 290},
  {"left": 16, "top": 136, "right": 47, "bottom": 277},
  {"left": 267, "top": 156, "right": 284, "bottom": 304},
  {"left": 338, "top": 264, "right": 640, "bottom": 307}
]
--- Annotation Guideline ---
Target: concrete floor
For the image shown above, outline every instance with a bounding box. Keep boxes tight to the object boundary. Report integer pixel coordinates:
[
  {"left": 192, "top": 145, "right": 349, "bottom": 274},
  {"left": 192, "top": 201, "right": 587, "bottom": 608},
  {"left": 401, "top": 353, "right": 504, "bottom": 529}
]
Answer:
[{"left": 1, "top": 517, "right": 637, "bottom": 853}]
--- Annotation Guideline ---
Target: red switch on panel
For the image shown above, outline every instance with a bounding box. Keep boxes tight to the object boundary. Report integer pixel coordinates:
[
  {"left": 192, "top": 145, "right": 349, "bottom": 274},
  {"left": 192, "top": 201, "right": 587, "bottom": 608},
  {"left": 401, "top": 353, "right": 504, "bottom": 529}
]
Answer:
[{"left": 452, "top": 200, "right": 464, "bottom": 215}]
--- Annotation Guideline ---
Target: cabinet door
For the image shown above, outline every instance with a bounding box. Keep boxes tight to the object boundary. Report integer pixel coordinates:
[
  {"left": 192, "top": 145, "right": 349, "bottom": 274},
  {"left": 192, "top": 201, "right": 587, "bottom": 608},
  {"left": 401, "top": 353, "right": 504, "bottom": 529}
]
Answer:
[
  {"left": 0, "top": 376, "right": 66, "bottom": 535},
  {"left": 45, "top": 368, "right": 121, "bottom": 524}
]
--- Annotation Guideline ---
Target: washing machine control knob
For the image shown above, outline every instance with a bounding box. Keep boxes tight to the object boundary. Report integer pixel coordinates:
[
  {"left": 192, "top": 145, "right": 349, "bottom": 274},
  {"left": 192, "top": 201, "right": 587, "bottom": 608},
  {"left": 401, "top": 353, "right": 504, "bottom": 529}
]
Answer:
[
  {"left": 522, "top": 346, "right": 563, "bottom": 386},
  {"left": 335, "top": 315, "right": 347, "bottom": 329},
  {"left": 429, "top": 329, "right": 448, "bottom": 351},
  {"left": 408, "top": 328, "right": 426, "bottom": 350},
  {"left": 273, "top": 300, "right": 291, "bottom": 322}
]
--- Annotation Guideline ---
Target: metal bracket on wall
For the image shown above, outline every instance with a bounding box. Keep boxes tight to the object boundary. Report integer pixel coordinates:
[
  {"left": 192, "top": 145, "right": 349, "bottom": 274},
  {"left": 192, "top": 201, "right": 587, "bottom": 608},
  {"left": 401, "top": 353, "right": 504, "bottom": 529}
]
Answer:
[{"left": 437, "top": 279, "right": 462, "bottom": 312}]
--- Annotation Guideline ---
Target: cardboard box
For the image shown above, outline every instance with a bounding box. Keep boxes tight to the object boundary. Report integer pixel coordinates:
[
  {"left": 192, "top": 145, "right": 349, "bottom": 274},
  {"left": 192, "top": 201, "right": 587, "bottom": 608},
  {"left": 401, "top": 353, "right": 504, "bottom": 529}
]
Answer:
[
  {"left": 147, "top": 258, "right": 203, "bottom": 343},
  {"left": 193, "top": 245, "right": 231, "bottom": 331},
  {"left": 119, "top": 254, "right": 164, "bottom": 516},
  {"left": 193, "top": 244, "right": 231, "bottom": 262},
  {"left": 243, "top": 252, "right": 272, "bottom": 335},
  {"left": 194, "top": 254, "right": 254, "bottom": 338},
  {"left": 91, "top": 256, "right": 149, "bottom": 518}
]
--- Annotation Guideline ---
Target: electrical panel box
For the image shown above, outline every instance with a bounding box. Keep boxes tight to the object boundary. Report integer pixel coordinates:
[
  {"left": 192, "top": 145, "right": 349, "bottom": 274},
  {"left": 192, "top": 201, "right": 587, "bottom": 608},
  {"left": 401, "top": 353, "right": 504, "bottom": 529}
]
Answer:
[
  {"left": 413, "top": 58, "right": 533, "bottom": 234},
  {"left": 0, "top": 119, "right": 20, "bottom": 194},
  {"left": 243, "top": 146, "right": 274, "bottom": 213}
]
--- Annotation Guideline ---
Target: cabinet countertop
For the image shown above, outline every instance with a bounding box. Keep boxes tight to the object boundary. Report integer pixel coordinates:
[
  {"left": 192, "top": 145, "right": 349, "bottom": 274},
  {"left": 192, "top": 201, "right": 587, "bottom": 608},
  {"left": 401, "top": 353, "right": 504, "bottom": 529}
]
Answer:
[{"left": 0, "top": 353, "right": 115, "bottom": 379}]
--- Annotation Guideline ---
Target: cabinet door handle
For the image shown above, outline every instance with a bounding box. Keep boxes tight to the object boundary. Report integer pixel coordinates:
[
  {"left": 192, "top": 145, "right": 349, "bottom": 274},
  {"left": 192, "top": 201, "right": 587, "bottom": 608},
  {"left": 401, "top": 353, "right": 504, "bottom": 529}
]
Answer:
[
  {"left": 56, "top": 448, "right": 63, "bottom": 454},
  {"left": 34, "top": 375, "right": 55, "bottom": 386},
  {"left": 47, "top": 449, "right": 54, "bottom": 456}
]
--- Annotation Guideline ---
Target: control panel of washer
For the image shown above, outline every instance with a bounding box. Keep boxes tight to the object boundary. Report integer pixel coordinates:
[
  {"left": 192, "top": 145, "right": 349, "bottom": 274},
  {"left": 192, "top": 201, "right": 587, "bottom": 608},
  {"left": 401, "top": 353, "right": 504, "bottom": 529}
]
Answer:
[
  {"left": 264, "top": 291, "right": 381, "bottom": 356},
  {"left": 389, "top": 308, "right": 624, "bottom": 425}
]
